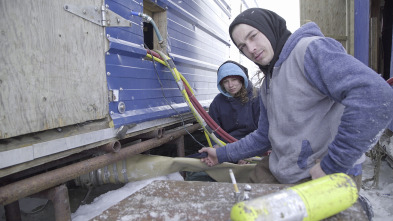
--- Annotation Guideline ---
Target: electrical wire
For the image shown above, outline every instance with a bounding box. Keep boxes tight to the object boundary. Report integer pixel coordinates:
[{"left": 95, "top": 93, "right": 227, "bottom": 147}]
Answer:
[
  {"left": 134, "top": 11, "right": 228, "bottom": 148},
  {"left": 152, "top": 50, "right": 226, "bottom": 147},
  {"left": 145, "top": 45, "right": 206, "bottom": 147},
  {"left": 145, "top": 51, "right": 239, "bottom": 145}
]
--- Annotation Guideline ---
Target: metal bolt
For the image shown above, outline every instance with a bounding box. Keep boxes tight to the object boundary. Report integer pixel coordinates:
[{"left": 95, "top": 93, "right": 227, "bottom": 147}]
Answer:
[
  {"left": 107, "top": 72, "right": 111, "bottom": 76},
  {"left": 106, "top": 34, "right": 110, "bottom": 38},
  {"left": 243, "top": 192, "right": 250, "bottom": 201},
  {"left": 118, "top": 102, "right": 126, "bottom": 114},
  {"left": 120, "top": 87, "right": 123, "bottom": 90},
  {"left": 110, "top": 111, "right": 114, "bottom": 115},
  {"left": 83, "top": 9, "right": 86, "bottom": 14},
  {"left": 117, "top": 18, "right": 120, "bottom": 23},
  {"left": 106, "top": 52, "right": 110, "bottom": 55}
]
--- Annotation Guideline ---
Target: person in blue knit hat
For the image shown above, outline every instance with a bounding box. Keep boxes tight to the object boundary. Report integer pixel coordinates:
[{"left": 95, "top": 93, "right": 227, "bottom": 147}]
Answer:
[
  {"left": 185, "top": 61, "right": 260, "bottom": 182},
  {"left": 209, "top": 61, "right": 260, "bottom": 142}
]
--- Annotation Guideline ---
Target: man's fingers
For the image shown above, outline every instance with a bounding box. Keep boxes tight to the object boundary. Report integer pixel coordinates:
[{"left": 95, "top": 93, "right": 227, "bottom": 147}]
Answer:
[{"left": 199, "top": 147, "right": 208, "bottom": 153}]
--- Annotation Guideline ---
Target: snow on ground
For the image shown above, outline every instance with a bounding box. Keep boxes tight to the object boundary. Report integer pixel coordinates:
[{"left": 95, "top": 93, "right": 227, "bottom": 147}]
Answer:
[
  {"left": 71, "top": 173, "right": 184, "bottom": 221},
  {"left": 71, "top": 156, "right": 393, "bottom": 221},
  {"left": 360, "top": 157, "right": 393, "bottom": 221}
]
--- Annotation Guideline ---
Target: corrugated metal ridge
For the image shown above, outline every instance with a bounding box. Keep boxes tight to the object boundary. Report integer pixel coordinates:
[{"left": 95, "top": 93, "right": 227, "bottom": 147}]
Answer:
[{"left": 167, "top": 0, "right": 229, "bottom": 45}]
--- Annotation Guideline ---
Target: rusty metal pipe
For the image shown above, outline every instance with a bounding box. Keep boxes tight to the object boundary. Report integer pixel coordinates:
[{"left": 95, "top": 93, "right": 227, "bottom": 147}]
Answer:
[
  {"left": 169, "top": 136, "right": 185, "bottom": 157},
  {"left": 98, "top": 141, "right": 121, "bottom": 153},
  {"left": 4, "top": 200, "right": 22, "bottom": 221},
  {"left": 33, "top": 184, "right": 71, "bottom": 221},
  {"left": 0, "top": 123, "right": 201, "bottom": 206},
  {"left": 172, "top": 136, "right": 186, "bottom": 178},
  {"left": 75, "top": 135, "right": 187, "bottom": 187},
  {"left": 51, "top": 185, "right": 71, "bottom": 221},
  {"left": 135, "top": 127, "right": 165, "bottom": 139}
]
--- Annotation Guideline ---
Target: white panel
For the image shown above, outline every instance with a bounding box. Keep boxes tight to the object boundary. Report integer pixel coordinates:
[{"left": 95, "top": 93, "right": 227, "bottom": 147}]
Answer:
[{"left": 0, "top": 146, "right": 34, "bottom": 168}]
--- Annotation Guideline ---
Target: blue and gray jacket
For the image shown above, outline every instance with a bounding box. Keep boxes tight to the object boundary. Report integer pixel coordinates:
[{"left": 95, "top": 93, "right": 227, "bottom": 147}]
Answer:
[{"left": 216, "top": 22, "right": 393, "bottom": 183}]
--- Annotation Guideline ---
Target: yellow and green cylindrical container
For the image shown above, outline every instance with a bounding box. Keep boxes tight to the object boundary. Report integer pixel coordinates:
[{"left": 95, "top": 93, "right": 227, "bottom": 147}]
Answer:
[{"left": 230, "top": 173, "right": 358, "bottom": 221}]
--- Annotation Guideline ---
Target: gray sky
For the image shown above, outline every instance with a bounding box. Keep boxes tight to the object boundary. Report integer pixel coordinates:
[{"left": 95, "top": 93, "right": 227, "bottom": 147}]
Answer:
[{"left": 259, "top": 0, "right": 300, "bottom": 32}]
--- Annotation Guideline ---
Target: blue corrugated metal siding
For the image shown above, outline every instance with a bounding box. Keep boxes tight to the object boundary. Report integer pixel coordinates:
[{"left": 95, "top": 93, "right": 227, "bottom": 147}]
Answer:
[
  {"left": 105, "top": 0, "right": 231, "bottom": 128},
  {"left": 354, "top": 0, "right": 369, "bottom": 66}
]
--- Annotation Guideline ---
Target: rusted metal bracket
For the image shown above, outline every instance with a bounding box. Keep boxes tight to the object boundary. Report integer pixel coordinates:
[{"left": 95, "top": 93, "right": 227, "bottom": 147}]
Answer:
[{"left": 63, "top": 4, "right": 132, "bottom": 27}]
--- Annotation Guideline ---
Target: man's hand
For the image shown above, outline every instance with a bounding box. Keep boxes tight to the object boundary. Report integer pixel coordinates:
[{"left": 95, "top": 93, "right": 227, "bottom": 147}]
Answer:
[
  {"left": 309, "top": 159, "right": 326, "bottom": 179},
  {"left": 237, "top": 159, "right": 249, "bottom": 165},
  {"left": 199, "top": 147, "right": 218, "bottom": 167}
]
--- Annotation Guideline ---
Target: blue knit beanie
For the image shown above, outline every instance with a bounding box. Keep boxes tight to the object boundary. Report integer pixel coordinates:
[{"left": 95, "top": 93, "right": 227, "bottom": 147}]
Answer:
[{"left": 217, "top": 62, "right": 248, "bottom": 97}]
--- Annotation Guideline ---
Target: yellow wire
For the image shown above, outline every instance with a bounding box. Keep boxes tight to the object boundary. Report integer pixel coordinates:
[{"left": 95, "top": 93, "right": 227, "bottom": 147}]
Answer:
[
  {"left": 147, "top": 52, "right": 225, "bottom": 147},
  {"left": 150, "top": 52, "right": 208, "bottom": 128},
  {"left": 204, "top": 131, "right": 213, "bottom": 147}
]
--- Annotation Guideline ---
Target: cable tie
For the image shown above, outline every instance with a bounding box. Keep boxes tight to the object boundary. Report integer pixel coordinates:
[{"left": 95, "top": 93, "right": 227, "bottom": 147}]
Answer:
[{"left": 212, "top": 126, "right": 221, "bottom": 133}]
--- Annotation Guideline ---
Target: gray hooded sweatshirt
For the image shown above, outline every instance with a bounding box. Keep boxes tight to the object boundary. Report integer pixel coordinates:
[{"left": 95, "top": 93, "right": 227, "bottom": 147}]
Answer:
[{"left": 216, "top": 22, "right": 393, "bottom": 183}]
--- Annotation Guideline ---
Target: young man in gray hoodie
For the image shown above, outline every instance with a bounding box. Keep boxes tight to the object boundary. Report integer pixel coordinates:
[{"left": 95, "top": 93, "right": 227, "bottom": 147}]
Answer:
[{"left": 199, "top": 8, "right": 393, "bottom": 190}]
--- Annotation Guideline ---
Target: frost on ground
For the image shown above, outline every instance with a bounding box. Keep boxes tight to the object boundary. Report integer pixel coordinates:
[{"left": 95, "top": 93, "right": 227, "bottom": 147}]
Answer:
[
  {"left": 360, "top": 156, "right": 393, "bottom": 221},
  {"left": 71, "top": 173, "right": 184, "bottom": 221}
]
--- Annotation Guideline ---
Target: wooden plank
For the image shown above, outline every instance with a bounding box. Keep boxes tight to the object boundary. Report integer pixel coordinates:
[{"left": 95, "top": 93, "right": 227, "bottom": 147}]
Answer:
[
  {"left": 348, "top": 0, "right": 355, "bottom": 56},
  {"left": 370, "top": 17, "right": 379, "bottom": 72},
  {"left": 0, "top": 0, "right": 108, "bottom": 139},
  {"left": 90, "top": 180, "right": 368, "bottom": 221},
  {"left": 369, "top": 0, "right": 381, "bottom": 72},
  {"left": 300, "top": 0, "right": 353, "bottom": 54}
]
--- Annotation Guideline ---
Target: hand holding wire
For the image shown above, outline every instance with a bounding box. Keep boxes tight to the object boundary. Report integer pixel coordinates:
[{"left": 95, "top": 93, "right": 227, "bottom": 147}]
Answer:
[{"left": 199, "top": 147, "right": 219, "bottom": 167}]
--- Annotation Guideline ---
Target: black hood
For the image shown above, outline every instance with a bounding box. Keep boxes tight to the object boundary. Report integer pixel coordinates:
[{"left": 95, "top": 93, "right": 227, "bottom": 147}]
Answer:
[{"left": 229, "top": 8, "right": 291, "bottom": 76}]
